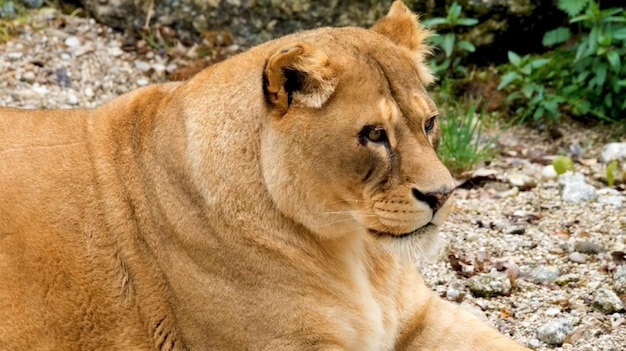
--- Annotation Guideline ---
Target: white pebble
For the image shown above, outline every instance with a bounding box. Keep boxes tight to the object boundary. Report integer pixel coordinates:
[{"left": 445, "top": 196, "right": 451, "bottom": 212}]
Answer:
[{"left": 64, "top": 36, "right": 80, "bottom": 47}]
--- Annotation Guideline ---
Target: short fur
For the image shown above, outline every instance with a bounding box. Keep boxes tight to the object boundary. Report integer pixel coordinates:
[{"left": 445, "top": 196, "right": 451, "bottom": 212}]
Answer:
[{"left": 0, "top": 2, "right": 529, "bottom": 350}]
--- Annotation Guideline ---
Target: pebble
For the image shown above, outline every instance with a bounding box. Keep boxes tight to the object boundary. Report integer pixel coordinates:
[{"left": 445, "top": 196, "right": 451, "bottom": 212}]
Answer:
[
  {"left": 562, "top": 182, "right": 597, "bottom": 203},
  {"left": 467, "top": 273, "right": 511, "bottom": 298},
  {"left": 597, "top": 188, "right": 624, "bottom": 208},
  {"left": 529, "top": 265, "right": 561, "bottom": 284},
  {"left": 445, "top": 281, "right": 464, "bottom": 302},
  {"left": 506, "top": 172, "right": 536, "bottom": 190},
  {"left": 64, "top": 36, "right": 81, "bottom": 48},
  {"left": 574, "top": 240, "right": 605, "bottom": 255},
  {"left": 555, "top": 273, "right": 579, "bottom": 286},
  {"left": 592, "top": 288, "right": 624, "bottom": 314},
  {"left": 506, "top": 225, "right": 526, "bottom": 235},
  {"left": 536, "top": 318, "right": 573, "bottom": 346},
  {"left": 600, "top": 142, "right": 626, "bottom": 162},
  {"left": 137, "top": 78, "right": 149, "bottom": 86},
  {"left": 568, "top": 252, "right": 587, "bottom": 263},
  {"left": 134, "top": 61, "right": 152, "bottom": 72},
  {"left": 67, "top": 94, "right": 78, "bottom": 105},
  {"left": 541, "top": 165, "right": 558, "bottom": 180},
  {"left": 614, "top": 265, "right": 626, "bottom": 295},
  {"left": 21, "top": 71, "right": 36, "bottom": 82}
]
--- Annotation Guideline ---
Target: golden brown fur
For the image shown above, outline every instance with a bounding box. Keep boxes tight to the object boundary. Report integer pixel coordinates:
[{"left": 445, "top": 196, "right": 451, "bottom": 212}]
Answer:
[{"left": 0, "top": 2, "right": 529, "bottom": 350}]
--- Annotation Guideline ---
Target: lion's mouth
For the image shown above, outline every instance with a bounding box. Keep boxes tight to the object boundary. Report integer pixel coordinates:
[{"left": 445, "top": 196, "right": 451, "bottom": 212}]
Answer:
[{"left": 368, "top": 223, "right": 435, "bottom": 239}]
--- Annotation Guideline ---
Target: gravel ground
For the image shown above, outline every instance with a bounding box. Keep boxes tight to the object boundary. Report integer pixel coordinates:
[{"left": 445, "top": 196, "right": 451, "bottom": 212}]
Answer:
[{"left": 2, "top": 8, "right": 625, "bottom": 351}]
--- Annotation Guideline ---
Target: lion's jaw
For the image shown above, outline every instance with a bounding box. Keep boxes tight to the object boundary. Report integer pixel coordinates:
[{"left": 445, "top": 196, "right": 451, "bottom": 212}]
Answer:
[{"left": 259, "top": 25, "right": 455, "bottom": 260}]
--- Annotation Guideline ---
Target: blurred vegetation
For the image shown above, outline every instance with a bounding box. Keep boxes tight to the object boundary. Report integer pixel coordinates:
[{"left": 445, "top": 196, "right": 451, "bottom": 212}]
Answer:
[{"left": 425, "top": 0, "right": 626, "bottom": 174}]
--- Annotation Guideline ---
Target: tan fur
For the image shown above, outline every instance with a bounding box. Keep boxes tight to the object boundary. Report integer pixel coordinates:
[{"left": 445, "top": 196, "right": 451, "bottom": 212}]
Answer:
[{"left": 0, "top": 2, "right": 529, "bottom": 350}]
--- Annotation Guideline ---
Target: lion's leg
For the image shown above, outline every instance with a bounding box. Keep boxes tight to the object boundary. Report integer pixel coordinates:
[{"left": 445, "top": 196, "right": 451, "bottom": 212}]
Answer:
[{"left": 397, "top": 292, "right": 530, "bottom": 351}]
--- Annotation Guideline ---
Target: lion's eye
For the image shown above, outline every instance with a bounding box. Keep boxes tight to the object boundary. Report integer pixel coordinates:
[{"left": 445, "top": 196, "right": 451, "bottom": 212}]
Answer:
[
  {"left": 360, "top": 125, "right": 388, "bottom": 144},
  {"left": 425, "top": 116, "right": 437, "bottom": 133}
]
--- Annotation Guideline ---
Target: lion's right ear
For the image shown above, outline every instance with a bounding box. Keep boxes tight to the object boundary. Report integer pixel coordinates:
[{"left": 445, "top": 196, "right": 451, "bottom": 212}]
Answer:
[{"left": 263, "top": 43, "right": 338, "bottom": 116}]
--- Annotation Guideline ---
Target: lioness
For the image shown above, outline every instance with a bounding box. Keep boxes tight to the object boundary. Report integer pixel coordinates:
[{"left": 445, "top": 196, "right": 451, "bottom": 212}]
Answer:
[{"left": 0, "top": 2, "right": 529, "bottom": 350}]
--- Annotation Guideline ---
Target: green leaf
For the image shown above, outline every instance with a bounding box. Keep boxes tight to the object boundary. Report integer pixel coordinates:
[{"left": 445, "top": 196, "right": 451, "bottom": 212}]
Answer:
[
  {"left": 442, "top": 33, "right": 455, "bottom": 57},
  {"left": 522, "top": 84, "right": 535, "bottom": 98},
  {"left": 607, "top": 51, "right": 621, "bottom": 71},
  {"left": 530, "top": 58, "right": 550, "bottom": 69},
  {"left": 508, "top": 51, "right": 521, "bottom": 66},
  {"left": 613, "top": 28, "right": 626, "bottom": 40},
  {"left": 607, "top": 160, "right": 618, "bottom": 187},
  {"left": 422, "top": 18, "right": 448, "bottom": 27},
  {"left": 596, "top": 65, "right": 607, "bottom": 86},
  {"left": 558, "top": 0, "right": 590, "bottom": 17},
  {"left": 553, "top": 155, "right": 575, "bottom": 176},
  {"left": 498, "top": 72, "right": 521, "bottom": 89},
  {"left": 457, "top": 40, "right": 476, "bottom": 52},
  {"left": 543, "top": 27, "right": 572, "bottom": 47},
  {"left": 448, "top": 2, "right": 462, "bottom": 23},
  {"left": 456, "top": 18, "right": 479, "bottom": 26}
]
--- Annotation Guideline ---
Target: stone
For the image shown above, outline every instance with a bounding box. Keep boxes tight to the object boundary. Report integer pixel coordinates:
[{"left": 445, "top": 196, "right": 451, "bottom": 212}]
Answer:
[
  {"left": 592, "top": 288, "right": 624, "bottom": 314},
  {"left": 506, "top": 225, "right": 526, "bottom": 235},
  {"left": 561, "top": 180, "right": 597, "bottom": 203},
  {"left": 613, "top": 265, "right": 626, "bottom": 295},
  {"left": 541, "top": 165, "right": 558, "bottom": 180},
  {"left": 555, "top": 273, "right": 579, "bottom": 286},
  {"left": 597, "top": 188, "right": 623, "bottom": 208},
  {"left": 574, "top": 240, "right": 605, "bottom": 255},
  {"left": 601, "top": 142, "right": 626, "bottom": 163},
  {"left": 568, "top": 252, "right": 587, "bottom": 264},
  {"left": 19, "top": 0, "right": 44, "bottom": 8},
  {"left": 64, "top": 36, "right": 81, "bottom": 48},
  {"left": 529, "top": 265, "right": 561, "bottom": 284},
  {"left": 467, "top": 273, "right": 511, "bottom": 298},
  {"left": 506, "top": 172, "right": 536, "bottom": 191},
  {"left": 536, "top": 319, "right": 573, "bottom": 346}
]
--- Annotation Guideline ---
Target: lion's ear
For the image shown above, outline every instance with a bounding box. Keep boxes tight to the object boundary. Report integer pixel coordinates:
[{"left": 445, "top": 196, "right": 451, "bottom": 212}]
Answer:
[
  {"left": 372, "top": 1, "right": 434, "bottom": 85},
  {"left": 263, "top": 43, "right": 338, "bottom": 115}
]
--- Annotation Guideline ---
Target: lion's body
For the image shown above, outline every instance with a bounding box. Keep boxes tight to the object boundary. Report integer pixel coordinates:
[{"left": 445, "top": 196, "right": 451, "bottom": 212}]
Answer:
[{"left": 0, "top": 2, "right": 529, "bottom": 350}]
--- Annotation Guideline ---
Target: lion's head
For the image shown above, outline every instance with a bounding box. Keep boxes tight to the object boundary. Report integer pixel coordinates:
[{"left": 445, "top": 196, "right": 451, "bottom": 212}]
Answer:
[{"left": 259, "top": 1, "right": 455, "bottom": 258}]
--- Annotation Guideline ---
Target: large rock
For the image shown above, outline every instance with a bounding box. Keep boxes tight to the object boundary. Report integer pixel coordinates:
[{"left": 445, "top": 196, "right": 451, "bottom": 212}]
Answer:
[{"left": 76, "top": 0, "right": 566, "bottom": 64}]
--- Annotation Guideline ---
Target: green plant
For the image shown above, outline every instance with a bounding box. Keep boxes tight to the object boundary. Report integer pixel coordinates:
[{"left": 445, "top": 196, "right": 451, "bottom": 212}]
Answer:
[
  {"left": 606, "top": 160, "right": 618, "bottom": 186},
  {"left": 498, "top": 0, "right": 626, "bottom": 123},
  {"left": 423, "top": 2, "right": 478, "bottom": 80},
  {"left": 498, "top": 51, "right": 565, "bottom": 121},
  {"left": 438, "top": 100, "right": 497, "bottom": 175},
  {"left": 552, "top": 155, "right": 575, "bottom": 175}
]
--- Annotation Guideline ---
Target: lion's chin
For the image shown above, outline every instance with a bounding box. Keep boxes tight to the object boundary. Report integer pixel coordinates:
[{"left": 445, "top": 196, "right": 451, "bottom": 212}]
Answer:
[{"left": 370, "top": 224, "right": 444, "bottom": 264}]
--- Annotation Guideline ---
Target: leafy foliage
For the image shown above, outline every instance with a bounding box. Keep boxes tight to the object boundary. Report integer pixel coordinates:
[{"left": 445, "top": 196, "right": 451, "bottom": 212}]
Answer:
[
  {"left": 423, "top": 2, "right": 478, "bottom": 80},
  {"left": 498, "top": 0, "right": 626, "bottom": 123},
  {"left": 606, "top": 160, "right": 618, "bottom": 187}
]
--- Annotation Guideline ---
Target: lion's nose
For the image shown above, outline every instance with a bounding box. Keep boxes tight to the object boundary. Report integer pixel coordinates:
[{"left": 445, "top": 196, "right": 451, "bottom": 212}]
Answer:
[{"left": 412, "top": 187, "right": 454, "bottom": 213}]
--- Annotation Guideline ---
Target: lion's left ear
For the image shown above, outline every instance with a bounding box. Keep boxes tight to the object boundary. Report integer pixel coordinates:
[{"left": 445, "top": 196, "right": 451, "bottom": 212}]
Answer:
[
  {"left": 372, "top": 1, "right": 434, "bottom": 85},
  {"left": 263, "top": 43, "right": 338, "bottom": 115}
]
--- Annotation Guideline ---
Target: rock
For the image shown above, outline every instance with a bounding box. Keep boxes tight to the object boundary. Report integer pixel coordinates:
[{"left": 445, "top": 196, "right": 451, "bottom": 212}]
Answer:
[
  {"left": 0, "top": 0, "right": 16, "bottom": 19},
  {"left": 21, "top": 71, "right": 36, "bottom": 83},
  {"left": 613, "top": 266, "right": 626, "bottom": 295},
  {"left": 536, "top": 319, "right": 573, "bottom": 346},
  {"left": 541, "top": 165, "right": 558, "bottom": 180},
  {"left": 555, "top": 273, "right": 579, "bottom": 286},
  {"left": 568, "top": 252, "right": 587, "bottom": 264},
  {"left": 506, "top": 172, "right": 536, "bottom": 191},
  {"left": 66, "top": 94, "right": 79, "bottom": 106},
  {"left": 445, "top": 281, "right": 464, "bottom": 302},
  {"left": 529, "top": 265, "right": 561, "bottom": 284},
  {"left": 559, "top": 172, "right": 597, "bottom": 203},
  {"left": 574, "top": 240, "right": 605, "bottom": 255},
  {"left": 64, "top": 36, "right": 81, "bottom": 48},
  {"left": 597, "top": 188, "right": 623, "bottom": 209},
  {"left": 601, "top": 142, "right": 626, "bottom": 163},
  {"left": 558, "top": 172, "right": 597, "bottom": 203},
  {"left": 592, "top": 288, "right": 624, "bottom": 314},
  {"left": 467, "top": 273, "right": 511, "bottom": 298},
  {"left": 505, "top": 225, "right": 526, "bottom": 235}
]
